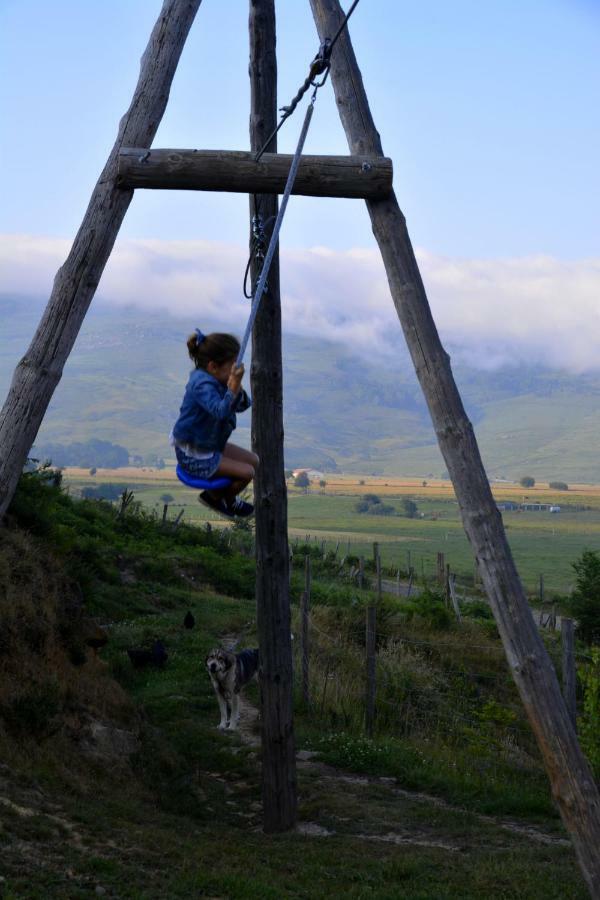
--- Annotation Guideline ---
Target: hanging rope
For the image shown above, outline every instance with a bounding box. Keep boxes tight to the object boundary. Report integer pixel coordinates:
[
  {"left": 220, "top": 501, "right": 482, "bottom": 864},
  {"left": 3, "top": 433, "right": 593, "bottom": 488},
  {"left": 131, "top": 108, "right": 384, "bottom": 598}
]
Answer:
[
  {"left": 236, "top": 90, "right": 317, "bottom": 365},
  {"left": 237, "top": 0, "right": 362, "bottom": 364},
  {"left": 254, "top": 0, "right": 362, "bottom": 163}
]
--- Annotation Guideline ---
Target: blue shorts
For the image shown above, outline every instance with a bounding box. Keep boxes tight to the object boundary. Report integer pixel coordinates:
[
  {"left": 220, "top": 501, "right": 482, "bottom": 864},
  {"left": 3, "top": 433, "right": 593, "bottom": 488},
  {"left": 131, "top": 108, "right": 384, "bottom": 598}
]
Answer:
[{"left": 175, "top": 446, "right": 222, "bottom": 480}]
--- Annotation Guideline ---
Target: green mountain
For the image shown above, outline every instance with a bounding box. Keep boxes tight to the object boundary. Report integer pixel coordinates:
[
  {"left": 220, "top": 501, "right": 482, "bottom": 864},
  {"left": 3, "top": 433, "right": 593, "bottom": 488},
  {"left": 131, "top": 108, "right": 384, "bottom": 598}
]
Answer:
[{"left": 2, "top": 296, "right": 600, "bottom": 481}]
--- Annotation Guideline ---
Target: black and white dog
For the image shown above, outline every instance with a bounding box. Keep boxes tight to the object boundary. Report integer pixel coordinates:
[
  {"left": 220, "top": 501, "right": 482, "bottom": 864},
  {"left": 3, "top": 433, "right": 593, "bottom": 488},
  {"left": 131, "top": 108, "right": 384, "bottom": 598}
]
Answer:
[{"left": 205, "top": 647, "right": 259, "bottom": 731}]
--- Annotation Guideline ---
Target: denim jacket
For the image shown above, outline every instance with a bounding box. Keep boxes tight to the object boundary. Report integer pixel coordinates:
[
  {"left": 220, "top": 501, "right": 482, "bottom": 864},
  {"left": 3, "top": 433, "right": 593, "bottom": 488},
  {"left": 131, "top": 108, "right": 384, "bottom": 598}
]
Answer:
[{"left": 172, "top": 368, "right": 251, "bottom": 453}]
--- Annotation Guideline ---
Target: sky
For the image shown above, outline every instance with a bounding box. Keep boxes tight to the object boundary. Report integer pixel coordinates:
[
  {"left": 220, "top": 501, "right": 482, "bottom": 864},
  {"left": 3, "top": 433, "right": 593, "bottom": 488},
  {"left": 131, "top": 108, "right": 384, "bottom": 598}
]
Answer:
[{"left": 1, "top": 0, "right": 599, "bottom": 371}]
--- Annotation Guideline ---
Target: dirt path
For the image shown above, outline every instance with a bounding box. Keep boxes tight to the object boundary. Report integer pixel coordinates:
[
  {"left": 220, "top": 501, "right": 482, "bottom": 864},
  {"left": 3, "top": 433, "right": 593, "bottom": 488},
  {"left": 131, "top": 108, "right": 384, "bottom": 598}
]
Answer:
[{"left": 228, "top": 695, "right": 569, "bottom": 854}]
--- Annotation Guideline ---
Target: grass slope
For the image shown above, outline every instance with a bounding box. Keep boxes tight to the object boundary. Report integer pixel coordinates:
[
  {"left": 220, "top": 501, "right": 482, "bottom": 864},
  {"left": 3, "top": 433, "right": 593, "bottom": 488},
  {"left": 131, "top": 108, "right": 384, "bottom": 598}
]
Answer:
[{"left": 0, "top": 471, "right": 592, "bottom": 897}]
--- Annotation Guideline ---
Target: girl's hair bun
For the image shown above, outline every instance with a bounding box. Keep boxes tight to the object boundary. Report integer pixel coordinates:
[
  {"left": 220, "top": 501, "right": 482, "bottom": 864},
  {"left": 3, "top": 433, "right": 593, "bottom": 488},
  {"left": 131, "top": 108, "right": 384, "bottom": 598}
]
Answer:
[{"left": 187, "top": 331, "right": 241, "bottom": 370}]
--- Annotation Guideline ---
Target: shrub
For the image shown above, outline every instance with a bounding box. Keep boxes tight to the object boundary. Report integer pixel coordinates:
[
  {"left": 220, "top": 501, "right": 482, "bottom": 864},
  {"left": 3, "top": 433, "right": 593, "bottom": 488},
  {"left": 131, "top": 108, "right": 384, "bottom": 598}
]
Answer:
[
  {"left": 355, "top": 494, "right": 396, "bottom": 516},
  {"left": 549, "top": 481, "right": 569, "bottom": 491},
  {"left": 402, "top": 498, "right": 418, "bottom": 518},
  {"left": 519, "top": 476, "right": 535, "bottom": 488},
  {"left": 569, "top": 550, "right": 600, "bottom": 644},
  {"left": 81, "top": 483, "right": 123, "bottom": 501},
  {"left": 403, "top": 589, "right": 453, "bottom": 630},
  {"left": 578, "top": 648, "right": 600, "bottom": 777}
]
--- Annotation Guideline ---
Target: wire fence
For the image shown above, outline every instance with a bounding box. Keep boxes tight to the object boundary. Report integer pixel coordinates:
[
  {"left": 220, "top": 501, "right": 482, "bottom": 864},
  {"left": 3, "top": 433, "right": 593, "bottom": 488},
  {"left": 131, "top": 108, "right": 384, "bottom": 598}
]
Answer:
[{"left": 292, "top": 542, "right": 579, "bottom": 752}]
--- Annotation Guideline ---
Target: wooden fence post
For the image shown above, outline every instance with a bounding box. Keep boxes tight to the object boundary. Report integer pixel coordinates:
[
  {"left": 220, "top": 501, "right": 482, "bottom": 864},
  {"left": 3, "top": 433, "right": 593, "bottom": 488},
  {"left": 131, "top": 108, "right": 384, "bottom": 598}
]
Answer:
[
  {"left": 449, "top": 573, "right": 462, "bottom": 623},
  {"left": 162, "top": 503, "right": 169, "bottom": 525},
  {"left": 358, "top": 556, "right": 365, "bottom": 590},
  {"left": 562, "top": 618, "right": 577, "bottom": 730},
  {"left": 437, "top": 552, "right": 445, "bottom": 586},
  {"left": 365, "top": 604, "right": 377, "bottom": 738},
  {"left": 301, "top": 555, "right": 311, "bottom": 705},
  {"left": 365, "top": 546, "right": 380, "bottom": 737}
]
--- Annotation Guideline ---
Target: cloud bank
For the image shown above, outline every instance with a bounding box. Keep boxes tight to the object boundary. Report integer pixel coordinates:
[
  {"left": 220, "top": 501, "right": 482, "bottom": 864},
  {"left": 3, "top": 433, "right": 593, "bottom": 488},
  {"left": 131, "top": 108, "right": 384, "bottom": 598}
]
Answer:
[{"left": 1, "top": 233, "right": 599, "bottom": 372}]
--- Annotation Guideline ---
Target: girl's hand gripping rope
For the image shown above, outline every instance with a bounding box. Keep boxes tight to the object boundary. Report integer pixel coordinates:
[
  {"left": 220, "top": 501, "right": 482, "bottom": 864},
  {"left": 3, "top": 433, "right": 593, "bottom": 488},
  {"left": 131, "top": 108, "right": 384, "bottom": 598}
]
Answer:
[{"left": 227, "top": 363, "right": 245, "bottom": 396}]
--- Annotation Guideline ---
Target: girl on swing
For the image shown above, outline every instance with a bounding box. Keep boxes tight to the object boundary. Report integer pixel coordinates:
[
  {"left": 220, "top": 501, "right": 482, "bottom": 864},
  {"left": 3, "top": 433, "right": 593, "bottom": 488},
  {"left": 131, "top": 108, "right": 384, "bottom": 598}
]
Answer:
[{"left": 171, "top": 330, "right": 257, "bottom": 518}]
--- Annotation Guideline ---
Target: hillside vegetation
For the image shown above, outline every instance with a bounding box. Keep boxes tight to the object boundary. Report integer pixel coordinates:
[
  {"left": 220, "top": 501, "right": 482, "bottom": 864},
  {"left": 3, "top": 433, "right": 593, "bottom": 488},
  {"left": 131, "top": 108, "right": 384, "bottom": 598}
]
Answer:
[
  {"left": 0, "top": 470, "right": 591, "bottom": 897},
  {"left": 4, "top": 297, "right": 600, "bottom": 480}
]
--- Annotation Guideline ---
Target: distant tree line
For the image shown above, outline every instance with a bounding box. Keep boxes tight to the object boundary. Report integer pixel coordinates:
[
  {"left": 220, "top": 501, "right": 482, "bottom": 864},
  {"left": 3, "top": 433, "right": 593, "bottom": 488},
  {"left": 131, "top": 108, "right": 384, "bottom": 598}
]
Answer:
[{"left": 33, "top": 438, "right": 129, "bottom": 469}]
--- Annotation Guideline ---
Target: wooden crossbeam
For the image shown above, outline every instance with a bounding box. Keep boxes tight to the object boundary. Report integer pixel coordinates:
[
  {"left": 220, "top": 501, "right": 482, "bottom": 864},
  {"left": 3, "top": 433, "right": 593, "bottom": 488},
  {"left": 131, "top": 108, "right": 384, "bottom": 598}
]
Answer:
[{"left": 118, "top": 148, "right": 392, "bottom": 199}]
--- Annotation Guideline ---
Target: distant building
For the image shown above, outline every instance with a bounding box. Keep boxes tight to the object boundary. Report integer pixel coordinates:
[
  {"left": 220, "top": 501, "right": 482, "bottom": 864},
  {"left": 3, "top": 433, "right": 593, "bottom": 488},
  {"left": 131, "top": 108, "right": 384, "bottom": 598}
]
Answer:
[
  {"left": 292, "top": 468, "right": 324, "bottom": 481},
  {"left": 549, "top": 505, "right": 561, "bottom": 513}
]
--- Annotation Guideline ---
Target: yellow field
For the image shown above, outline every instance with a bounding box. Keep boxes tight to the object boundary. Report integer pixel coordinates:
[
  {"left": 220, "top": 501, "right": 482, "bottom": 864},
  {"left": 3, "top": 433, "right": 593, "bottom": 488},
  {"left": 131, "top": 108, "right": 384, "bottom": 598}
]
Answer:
[{"left": 62, "top": 467, "right": 600, "bottom": 506}]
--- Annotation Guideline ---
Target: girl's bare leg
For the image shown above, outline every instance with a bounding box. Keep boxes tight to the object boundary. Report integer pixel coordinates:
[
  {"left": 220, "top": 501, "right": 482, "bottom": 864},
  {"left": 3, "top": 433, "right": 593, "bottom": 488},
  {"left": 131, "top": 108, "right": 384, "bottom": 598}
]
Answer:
[
  {"left": 205, "top": 446, "right": 257, "bottom": 507},
  {"left": 222, "top": 443, "right": 259, "bottom": 471}
]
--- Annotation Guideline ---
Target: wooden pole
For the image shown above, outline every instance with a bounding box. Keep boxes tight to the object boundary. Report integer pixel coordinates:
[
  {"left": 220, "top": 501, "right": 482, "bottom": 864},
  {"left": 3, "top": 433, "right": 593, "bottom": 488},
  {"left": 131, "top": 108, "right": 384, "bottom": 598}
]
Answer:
[
  {"left": 562, "top": 618, "right": 577, "bottom": 730},
  {"left": 118, "top": 147, "right": 393, "bottom": 199},
  {"left": 249, "top": 0, "right": 297, "bottom": 833},
  {"left": 365, "top": 604, "right": 376, "bottom": 737},
  {"left": 0, "top": 0, "right": 203, "bottom": 520},
  {"left": 309, "top": 1, "right": 600, "bottom": 891},
  {"left": 301, "top": 555, "right": 311, "bottom": 705},
  {"left": 449, "top": 573, "right": 462, "bottom": 623},
  {"left": 358, "top": 555, "right": 365, "bottom": 589}
]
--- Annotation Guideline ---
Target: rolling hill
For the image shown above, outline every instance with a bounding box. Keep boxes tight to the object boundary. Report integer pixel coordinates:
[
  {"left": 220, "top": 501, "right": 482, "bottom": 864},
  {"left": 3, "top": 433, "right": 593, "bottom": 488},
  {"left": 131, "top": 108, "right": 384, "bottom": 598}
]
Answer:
[{"left": 2, "top": 295, "right": 600, "bottom": 481}]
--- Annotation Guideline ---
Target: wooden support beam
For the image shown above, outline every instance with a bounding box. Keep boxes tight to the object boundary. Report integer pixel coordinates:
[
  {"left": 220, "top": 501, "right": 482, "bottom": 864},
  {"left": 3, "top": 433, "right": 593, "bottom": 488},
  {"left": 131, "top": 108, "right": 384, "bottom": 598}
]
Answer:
[
  {"left": 309, "top": 1, "right": 600, "bottom": 894},
  {"left": 118, "top": 148, "right": 393, "bottom": 199},
  {"left": 0, "top": 0, "right": 203, "bottom": 519},
  {"left": 249, "top": 0, "right": 297, "bottom": 834}
]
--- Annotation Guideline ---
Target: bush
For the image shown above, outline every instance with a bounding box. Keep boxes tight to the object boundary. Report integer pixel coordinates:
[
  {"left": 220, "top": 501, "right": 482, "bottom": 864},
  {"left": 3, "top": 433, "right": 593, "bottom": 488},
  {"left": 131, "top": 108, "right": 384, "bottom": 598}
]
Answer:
[
  {"left": 578, "top": 648, "right": 600, "bottom": 777},
  {"left": 355, "top": 494, "right": 396, "bottom": 516},
  {"left": 402, "top": 498, "right": 418, "bottom": 518},
  {"left": 519, "top": 476, "right": 535, "bottom": 488},
  {"left": 81, "top": 483, "right": 123, "bottom": 501},
  {"left": 549, "top": 481, "right": 569, "bottom": 491},
  {"left": 403, "top": 589, "right": 453, "bottom": 630},
  {"left": 569, "top": 550, "right": 600, "bottom": 644}
]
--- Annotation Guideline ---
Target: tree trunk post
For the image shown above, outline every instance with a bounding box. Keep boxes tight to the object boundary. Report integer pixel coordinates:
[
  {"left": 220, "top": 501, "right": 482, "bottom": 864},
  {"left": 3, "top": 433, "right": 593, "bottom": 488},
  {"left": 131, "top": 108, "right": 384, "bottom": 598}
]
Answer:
[
  {"left": 0, "top": 0, "right": 203, "bottom": 520},
  {"left": 308, "top": 0, "right": 600, "bottom": 891},
  {"left": 249, "top": 0, "right": 297, "bottom": 833}
]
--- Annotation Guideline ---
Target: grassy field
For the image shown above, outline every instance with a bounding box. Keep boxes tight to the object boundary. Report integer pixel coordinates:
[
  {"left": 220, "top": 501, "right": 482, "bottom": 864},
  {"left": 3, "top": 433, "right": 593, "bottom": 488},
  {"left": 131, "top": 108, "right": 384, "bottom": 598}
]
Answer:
[{"left": 61, "top": 468, "right": 600, "bottom": 595}]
